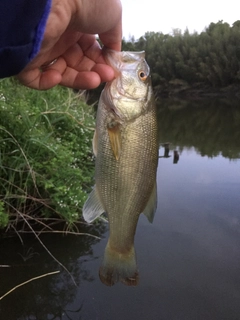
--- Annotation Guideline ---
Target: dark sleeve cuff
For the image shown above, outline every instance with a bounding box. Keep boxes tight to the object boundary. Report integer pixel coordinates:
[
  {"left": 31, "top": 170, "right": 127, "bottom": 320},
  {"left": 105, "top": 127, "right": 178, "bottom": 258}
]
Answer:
[{"left": 0, "top": 0, "right": 52, "bottom": 78}]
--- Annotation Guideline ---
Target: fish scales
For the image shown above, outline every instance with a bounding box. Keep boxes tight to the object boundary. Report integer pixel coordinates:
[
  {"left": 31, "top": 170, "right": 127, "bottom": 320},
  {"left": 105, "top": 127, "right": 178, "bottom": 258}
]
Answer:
[
  {"left": 83, "top": 50, "right": 158, "bottom": 286},
  {"left": 96, "top": 103, "right": 157, "bottom": 245}
]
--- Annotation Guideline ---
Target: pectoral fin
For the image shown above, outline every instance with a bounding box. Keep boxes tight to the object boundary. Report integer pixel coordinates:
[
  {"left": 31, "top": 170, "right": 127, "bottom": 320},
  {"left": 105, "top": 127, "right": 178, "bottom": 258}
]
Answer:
[
  {"left": 83, "top": 186, "right": 105, "bottom": 223},
  {"left": 107, "top": 121, "right": 122, "bottom": 160},
  {"left": 142, "top": 182, "right": 157, "bottom": 223}
]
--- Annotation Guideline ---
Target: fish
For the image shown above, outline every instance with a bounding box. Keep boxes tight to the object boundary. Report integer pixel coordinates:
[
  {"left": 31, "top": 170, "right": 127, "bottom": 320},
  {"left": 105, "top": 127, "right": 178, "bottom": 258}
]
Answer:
[{"left": 83, "top": 49, "right": 158, "bottom": 286}]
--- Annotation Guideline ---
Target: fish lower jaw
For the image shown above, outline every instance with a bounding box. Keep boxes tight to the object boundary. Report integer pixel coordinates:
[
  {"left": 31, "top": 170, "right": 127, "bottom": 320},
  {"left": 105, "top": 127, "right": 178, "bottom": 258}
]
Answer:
[{"left": 99, "top": 244, "right": 138, "bottom": 286}]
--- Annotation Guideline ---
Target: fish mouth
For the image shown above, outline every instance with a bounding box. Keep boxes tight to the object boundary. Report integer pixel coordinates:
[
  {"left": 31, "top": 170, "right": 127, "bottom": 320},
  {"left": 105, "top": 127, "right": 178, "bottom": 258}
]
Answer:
[
  {"left": 103, "top": 48, "right": 122, "bottom": 78},
  {"left": 103, "top": 48, "right": 150, "bottom": 102},
  {"left": 103, "top": 48, "right": 146, "bottom": 78},
  {"left": 102, "top": 48, "right": 151, "bottom": 120}
]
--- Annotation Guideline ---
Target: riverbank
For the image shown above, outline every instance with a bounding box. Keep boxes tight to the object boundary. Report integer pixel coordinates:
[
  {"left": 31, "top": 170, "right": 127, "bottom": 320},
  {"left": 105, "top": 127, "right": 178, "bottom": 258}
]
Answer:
[{"left": 0, "top": 78, "right": 95, "bottom": 234}]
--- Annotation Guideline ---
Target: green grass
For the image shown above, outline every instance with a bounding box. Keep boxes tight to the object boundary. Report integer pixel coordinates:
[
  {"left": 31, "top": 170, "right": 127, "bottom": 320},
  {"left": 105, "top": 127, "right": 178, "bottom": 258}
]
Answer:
[{"left": 0, "top": 78, "right": 95, "bottom": 232}]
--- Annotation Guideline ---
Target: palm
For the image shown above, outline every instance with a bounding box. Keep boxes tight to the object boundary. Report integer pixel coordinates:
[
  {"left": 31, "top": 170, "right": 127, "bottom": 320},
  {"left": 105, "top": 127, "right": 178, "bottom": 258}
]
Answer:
[{"left": 17, "top": 33, "right": 115, "bottom": 90}]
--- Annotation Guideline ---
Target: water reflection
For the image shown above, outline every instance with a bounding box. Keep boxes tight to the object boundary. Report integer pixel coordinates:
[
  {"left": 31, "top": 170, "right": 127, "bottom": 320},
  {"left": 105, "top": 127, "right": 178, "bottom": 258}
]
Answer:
[
  {"left": 159, "top": 143, "right": 180, "bottom": 164},
  {"left": 157, "top": 98, "right": 240, "bottom": 159},
  {"left": 173, "top": 150, "right": 180, "bottom": 164},
  {"left": 0, "top": 223, "right": 106, "bottom": 320},
  {"left": 1, "top": 99, "right": 240, "bottom": 319}
]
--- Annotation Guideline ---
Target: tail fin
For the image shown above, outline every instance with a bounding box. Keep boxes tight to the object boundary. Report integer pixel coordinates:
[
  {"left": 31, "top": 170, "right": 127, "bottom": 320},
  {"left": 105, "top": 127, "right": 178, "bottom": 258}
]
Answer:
[{"left": 99, "top": 243, "right": 139, "bottom": 286}]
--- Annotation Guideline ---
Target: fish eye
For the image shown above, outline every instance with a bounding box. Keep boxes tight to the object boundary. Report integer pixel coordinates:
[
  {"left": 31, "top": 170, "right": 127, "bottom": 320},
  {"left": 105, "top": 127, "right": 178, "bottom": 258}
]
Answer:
[{"left": 138, "top": 70, "right": 148, "bottom": 81}]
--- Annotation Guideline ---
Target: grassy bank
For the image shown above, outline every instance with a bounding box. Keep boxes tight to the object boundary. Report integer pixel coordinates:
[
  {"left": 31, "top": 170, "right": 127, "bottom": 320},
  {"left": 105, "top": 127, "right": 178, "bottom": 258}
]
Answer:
[{"left": 0, "top": 78, "right": 95, "bottom": 234}]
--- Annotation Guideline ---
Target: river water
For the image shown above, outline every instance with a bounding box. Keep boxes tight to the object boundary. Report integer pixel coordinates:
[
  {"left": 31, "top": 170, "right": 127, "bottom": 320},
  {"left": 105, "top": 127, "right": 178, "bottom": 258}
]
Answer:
[{"left": 1, "top": 99, "right": 240, "bottom": 320}]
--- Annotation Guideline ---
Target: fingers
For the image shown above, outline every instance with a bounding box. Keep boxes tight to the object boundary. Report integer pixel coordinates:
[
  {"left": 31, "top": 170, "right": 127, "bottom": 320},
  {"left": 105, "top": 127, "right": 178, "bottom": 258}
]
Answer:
[
  {"left": 60, "top": 70, "right": 101, "bottom": 89},
  {"left": 15, "top": 0, "right": 122, "bottom": 90},
  {"left": 59, "top": 63, "right": 115, "bottom": 89},
  {"left": 17, "top": 58, "right": 64, "bottom": 90},
  {"left": 98, "top": 11, "right": 122, "bottom": 51},
  {"left": 17, "top": 33, "right": 118, "bottom": 90},
  {"left": 75, "top": 0, "right": 122, "bottom": 51},
  {"left": 17, "top": 69, "right": 62, "bottom": 90},
  {"left": 17, "top": 58, "right": 115, "bottom": 90}
]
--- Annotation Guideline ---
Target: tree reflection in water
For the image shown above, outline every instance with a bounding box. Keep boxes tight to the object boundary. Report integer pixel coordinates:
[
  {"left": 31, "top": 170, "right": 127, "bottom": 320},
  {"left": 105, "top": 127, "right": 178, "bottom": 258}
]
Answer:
[
  {"left": 157, "top": 98, "right": 240, "bottom": 160},
  {"left": 0, "top": 221, "right": 106, "bottom": 320}
]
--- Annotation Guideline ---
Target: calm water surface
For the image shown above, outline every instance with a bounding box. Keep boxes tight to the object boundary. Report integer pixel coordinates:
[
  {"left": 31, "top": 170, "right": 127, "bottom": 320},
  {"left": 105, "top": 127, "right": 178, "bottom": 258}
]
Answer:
[{"left": 1, "top": 99, "right": 240, "bottom": 320}]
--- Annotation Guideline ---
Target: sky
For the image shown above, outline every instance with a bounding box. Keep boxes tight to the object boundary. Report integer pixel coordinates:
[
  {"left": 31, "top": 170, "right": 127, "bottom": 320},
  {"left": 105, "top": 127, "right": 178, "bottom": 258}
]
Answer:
[{"left": 121, "top": 0, "right": 240, "bottom": 39}]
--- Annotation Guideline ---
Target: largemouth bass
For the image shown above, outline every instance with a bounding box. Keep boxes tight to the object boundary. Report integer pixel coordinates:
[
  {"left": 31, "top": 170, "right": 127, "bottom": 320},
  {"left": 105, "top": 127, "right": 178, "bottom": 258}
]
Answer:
[{"left": 83, "top": 50, "right": 158, "bottom": 286}]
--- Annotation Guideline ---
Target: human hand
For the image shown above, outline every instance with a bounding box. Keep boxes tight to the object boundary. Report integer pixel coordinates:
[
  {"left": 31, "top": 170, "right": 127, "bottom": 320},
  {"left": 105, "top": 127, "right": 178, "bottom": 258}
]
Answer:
[{"left": 17, "top": 0, "right": 122, "bottom": 90}]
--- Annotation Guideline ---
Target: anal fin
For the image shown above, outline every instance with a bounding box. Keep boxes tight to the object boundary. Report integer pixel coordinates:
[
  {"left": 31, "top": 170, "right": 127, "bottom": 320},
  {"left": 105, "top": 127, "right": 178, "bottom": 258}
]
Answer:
[{"left": 142, "top": 182, "right": 157, "bottom": 223}]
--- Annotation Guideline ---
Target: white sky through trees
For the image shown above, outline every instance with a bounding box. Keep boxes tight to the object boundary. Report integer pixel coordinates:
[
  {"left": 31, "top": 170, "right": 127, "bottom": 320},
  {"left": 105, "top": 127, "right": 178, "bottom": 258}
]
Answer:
[{"left": 121, "top": 0, "right": 240, "bottom": 39}]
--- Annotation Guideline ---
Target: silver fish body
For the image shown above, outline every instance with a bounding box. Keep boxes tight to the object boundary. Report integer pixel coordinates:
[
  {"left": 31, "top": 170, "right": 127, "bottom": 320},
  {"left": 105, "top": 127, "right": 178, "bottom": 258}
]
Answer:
[{"left": 83, "top": 50, "right": 158, "bottom": 286}]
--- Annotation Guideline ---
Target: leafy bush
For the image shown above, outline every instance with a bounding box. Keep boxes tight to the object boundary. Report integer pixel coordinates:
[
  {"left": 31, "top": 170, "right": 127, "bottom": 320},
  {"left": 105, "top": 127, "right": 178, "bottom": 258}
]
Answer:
[
  {"left": 122, "top": 20, "right": 240, "bottom": 90},
  {"left": 0, "top": 78, "right": 95, "bottom": 230}
]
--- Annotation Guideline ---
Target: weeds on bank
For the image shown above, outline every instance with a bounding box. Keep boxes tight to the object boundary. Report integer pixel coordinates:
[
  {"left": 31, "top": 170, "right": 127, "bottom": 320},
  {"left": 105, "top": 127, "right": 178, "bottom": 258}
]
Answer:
[{"left": 0, "top": 78, "right": 95, "bottom": 234}]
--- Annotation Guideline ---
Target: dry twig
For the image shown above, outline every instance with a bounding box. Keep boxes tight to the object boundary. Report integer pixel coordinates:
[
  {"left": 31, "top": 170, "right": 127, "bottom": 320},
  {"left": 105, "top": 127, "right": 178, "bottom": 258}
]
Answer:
[
  {"left": 0, "top": 270, "right": 60, "bottom": 301},
  {"left": 0, "top": 265, "right": 10, "bottom": 267},
  {"left": 16, "top": 229, "right": 100, "bottom": 239}
]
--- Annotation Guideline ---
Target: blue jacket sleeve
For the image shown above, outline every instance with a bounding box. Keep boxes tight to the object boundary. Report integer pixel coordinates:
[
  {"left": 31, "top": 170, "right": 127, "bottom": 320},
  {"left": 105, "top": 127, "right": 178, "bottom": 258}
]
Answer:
[{"left": 0, "top": 0, "right": 51, "bottom": 78}]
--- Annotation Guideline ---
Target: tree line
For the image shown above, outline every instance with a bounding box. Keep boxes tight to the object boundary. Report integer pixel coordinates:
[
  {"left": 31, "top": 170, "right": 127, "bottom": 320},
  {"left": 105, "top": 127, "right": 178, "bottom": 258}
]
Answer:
[{"left": 122, "top": 20, "right": 240, "bottom": 95}]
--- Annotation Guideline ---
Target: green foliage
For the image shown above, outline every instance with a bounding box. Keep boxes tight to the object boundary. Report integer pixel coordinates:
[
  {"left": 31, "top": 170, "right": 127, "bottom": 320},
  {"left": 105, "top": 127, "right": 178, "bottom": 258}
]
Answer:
[
  {"left": 0, "top": 200, "right": 9, "bottom": 228},
  {"left": 0, "top": 78, "right": 95, "bottom": 229},
  {"left": 122, "top": 20, "right": 240, "bottom": 92}
]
